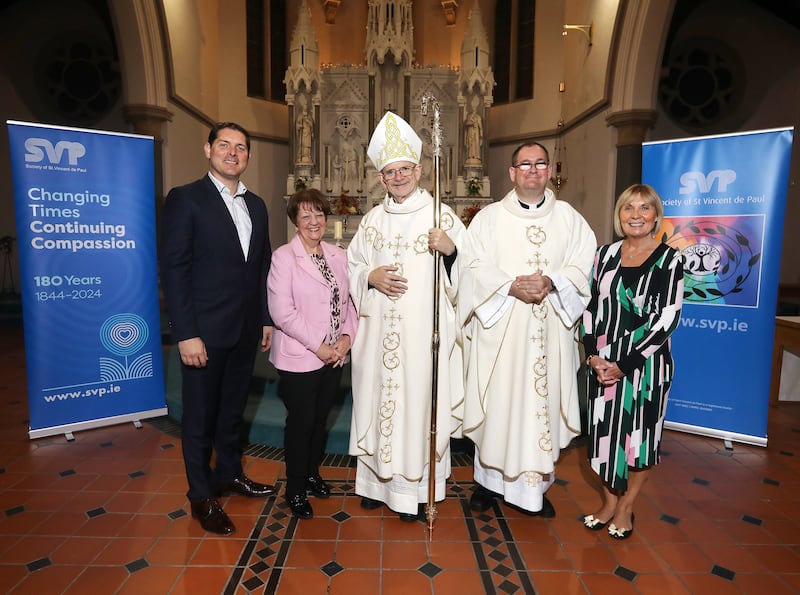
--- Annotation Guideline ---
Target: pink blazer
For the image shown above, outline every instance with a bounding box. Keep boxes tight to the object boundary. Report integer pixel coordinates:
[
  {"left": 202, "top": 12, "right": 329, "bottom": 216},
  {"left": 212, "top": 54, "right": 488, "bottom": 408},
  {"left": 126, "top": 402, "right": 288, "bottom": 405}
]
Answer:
[{"left": 268, "top": 235, "right": 358, "bottom": 372}]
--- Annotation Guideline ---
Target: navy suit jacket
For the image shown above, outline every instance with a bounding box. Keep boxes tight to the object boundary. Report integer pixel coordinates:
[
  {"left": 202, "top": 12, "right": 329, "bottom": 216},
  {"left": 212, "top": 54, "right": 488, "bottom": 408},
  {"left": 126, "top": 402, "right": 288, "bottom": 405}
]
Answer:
[{"left": 160, "top": 175, "right": 272, "bottom": 348}]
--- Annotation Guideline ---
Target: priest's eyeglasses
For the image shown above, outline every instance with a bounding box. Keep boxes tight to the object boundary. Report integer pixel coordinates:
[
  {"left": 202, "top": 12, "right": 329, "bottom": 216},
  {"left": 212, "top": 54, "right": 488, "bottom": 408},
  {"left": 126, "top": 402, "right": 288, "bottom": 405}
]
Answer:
[
  {"left": 512, "top": 161, "right": 549, "bottom": 171},
  {"left": 381, "top": 165, "right": 416, "bottom": 179}
]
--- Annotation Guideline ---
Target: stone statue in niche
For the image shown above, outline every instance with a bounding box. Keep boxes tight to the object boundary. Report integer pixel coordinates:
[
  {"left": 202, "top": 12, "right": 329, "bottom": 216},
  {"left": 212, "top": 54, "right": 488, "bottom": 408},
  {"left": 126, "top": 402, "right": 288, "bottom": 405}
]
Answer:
[
  {"left": 464, "top": 107, "right": 483, "bottom": 165},
  {"left": 296, "top": 109, "right": 314, "bottom": 164},
  {"left": 331, "top": 152, "right": 344, "bottom": 192},
  {"left": 339, "top": 131, "right": 358, "bottom": 192}
]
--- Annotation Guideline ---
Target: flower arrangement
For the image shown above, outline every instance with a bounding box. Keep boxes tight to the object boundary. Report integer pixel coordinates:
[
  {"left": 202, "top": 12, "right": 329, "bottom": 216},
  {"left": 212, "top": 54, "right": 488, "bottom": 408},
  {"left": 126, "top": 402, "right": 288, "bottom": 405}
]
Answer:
[
  {"left": 466, "top": 177, "right": 482, "bottom": 197},
  {"left": 331, "top": 193, "right": 360, "bottom": 215},
  {"left": 294, "top": 176, "right": 308, "bottom": 192},
  {"left": 461, "top": 203, "right": 482, "bottom": 227}
]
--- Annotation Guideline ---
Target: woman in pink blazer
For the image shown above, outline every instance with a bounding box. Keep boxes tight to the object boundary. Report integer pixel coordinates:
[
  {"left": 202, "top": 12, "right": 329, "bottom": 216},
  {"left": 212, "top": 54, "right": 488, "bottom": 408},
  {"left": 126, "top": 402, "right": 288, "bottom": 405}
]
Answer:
[{"left": 268, "top": 189, "right": 357, "bottom": 519}]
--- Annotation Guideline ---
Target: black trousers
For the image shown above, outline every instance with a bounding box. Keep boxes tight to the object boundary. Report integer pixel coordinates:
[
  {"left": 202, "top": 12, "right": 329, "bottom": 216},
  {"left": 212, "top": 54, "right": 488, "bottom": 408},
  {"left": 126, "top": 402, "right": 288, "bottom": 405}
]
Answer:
[
  {"left": 180, "top": 333, "right": 258, "bottom": 502},
  {"left": 277, "top": 365, "right": 343, "bottom": 498}
]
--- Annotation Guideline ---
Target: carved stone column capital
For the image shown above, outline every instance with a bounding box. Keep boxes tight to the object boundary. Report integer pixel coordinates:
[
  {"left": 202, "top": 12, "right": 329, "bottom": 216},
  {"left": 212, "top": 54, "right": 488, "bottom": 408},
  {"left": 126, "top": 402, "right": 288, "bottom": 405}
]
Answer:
[
  {"left": 605, "top": 109, "right": 657, "bottom": 146},
  {"left": 123, "top": 104, "right": 173, "bottom": 141}
]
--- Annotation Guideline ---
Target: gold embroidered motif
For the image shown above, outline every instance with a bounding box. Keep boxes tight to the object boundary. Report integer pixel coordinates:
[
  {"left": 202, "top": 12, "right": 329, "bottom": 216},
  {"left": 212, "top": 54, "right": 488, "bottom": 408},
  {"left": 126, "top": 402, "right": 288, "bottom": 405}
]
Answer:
[
  {"left": 526, "top": 253, "right": 549, "bottom": 270},
  {"left": 381, "top": 377, "right": 399, "bottom": 396},
  {"left": 532, "top": 354, "right": 552, "bottom": 452},
  {"left": 380, "top": 442, "right": 392, "bottom": 463},
  {"left": 526, "top": 225, "right": 546, "bottom": 245},
  {"left": 383, "top": 310, "right": 402, "bottom": 330},
  {"left": 379, "top": 113, "right": 419, "bottom": 164},
  {"left": 523, "top": 471, "right": 543, "bottom": 488},
  {"left": 532, "top": 302, "right": 547, "bottom": 320},
  {"left": 365, "top": 226, "right": 384, "bottom": 249},
  {"left": 440, "top": 211, "right": 454, "bottom": 231},
  {"left": 383, "top": 351, "right": 400, "bottom": 370},
  {"left": 529, "top": 328, "right": 546, "bottom": 349},
  {"left": 388, "top": 234, "right": 410, "bottom": 259},
  {"left": 414, "top": 234, "right": 428, "bottom": 254}
]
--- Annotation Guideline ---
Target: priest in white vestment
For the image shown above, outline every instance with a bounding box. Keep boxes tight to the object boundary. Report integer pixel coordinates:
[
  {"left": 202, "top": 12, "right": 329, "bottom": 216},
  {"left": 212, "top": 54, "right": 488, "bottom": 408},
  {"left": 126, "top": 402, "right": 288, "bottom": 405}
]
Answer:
[
  {"left": 460, "top": 142, "right": 596, "bottom": 516},
  {"left": 347, "top": 112, "right": 470, "bottom": 521}
]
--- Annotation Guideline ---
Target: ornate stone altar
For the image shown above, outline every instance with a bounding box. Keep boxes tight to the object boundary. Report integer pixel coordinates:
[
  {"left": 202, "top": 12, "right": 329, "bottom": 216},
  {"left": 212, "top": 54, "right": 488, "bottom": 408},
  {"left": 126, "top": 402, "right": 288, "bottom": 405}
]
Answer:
[{"left": 283, "top": 0, "right": 495, "bottom": 244}]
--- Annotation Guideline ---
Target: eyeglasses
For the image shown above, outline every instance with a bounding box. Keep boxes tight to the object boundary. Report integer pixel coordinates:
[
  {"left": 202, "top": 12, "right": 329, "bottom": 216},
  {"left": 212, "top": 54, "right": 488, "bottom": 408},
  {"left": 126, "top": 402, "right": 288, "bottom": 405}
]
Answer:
[
  {"left": 512, "top": 161, "right": 549, "bottom": 171},
  {"left": 381, "top": 165, "right": 416, "bottom": 179}
]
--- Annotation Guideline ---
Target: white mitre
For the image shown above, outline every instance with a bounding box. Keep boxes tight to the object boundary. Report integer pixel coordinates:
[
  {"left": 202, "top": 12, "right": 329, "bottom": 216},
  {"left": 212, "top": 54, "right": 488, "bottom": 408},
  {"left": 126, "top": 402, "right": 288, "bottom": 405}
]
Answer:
[{"left": 367, "top": 111, "right": 422, "bottom": 171}]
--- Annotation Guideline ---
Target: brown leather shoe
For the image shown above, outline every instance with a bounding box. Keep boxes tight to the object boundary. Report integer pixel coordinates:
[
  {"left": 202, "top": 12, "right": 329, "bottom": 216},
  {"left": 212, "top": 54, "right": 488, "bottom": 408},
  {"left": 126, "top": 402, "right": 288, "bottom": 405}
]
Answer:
[
  {"left": 219, "top": 474, "right": 276, "bottom": 498},
  {"left": 190, "top": 498, "right": 235, "bottom": 535}
]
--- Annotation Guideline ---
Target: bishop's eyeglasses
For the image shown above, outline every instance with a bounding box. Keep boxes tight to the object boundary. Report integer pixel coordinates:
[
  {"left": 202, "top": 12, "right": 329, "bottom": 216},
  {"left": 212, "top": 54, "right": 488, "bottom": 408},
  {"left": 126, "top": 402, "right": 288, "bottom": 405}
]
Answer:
[{"left": 381, "top": 165, "right": 417, "bottom": 179}]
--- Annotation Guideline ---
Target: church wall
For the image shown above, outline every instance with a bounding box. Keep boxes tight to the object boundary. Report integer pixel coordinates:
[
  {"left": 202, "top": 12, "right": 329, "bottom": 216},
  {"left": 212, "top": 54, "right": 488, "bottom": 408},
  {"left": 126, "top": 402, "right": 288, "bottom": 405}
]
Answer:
[
  {"left": 561, "top": 0, "right": 620, "bottom": 122},
  {"left": 306, "top": 1, "right": 368, "bottom": 67},
  {"left": 158, "top": 1, "right": 289, "bottom": 247},
  {"left": 161, "top": 0, "right": 220, "bottom": 117},
  {"left": 487, "top": 0, "right": 565, "bottom": 140},
  {"left": 412, "top": 2, "right": 465, "bottom": 67},
  {"left": 649, "top": 0, "right": 800, "bottom": 285}
]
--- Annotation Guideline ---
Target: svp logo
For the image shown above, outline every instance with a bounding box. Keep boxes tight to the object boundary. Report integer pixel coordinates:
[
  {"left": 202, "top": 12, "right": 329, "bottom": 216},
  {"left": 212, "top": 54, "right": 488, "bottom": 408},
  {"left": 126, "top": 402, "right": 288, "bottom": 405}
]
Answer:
[
  {"left": 24, "top": 138, "right": 86, "bottom": 166},
  {"left": 679, "top": 170, "right": 736, "bottom": 194}
]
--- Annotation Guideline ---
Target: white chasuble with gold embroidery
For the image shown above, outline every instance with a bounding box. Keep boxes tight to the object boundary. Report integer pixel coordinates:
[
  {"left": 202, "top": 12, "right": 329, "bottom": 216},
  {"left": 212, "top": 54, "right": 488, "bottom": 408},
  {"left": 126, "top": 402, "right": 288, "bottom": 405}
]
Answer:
[
  {"left": 460, "top": 188, "right": 596, "bottom": 512},
  {"left": 347, "top": 188, "right": 468, "bottom": 515}
]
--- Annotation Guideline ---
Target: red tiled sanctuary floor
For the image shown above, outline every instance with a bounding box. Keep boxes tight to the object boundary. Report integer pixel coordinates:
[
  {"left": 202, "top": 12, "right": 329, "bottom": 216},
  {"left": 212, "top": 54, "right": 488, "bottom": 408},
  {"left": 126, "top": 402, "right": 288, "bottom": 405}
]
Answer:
[{"left": 1, "top": 326, "right": 799, "bottom": 594}]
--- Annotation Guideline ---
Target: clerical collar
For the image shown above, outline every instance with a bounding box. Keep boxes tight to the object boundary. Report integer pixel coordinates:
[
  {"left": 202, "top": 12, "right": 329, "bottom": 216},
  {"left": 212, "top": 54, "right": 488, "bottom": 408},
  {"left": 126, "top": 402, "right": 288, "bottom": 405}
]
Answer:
[{"left": 518, "top": 196, "right": 546, "bottom": 210}]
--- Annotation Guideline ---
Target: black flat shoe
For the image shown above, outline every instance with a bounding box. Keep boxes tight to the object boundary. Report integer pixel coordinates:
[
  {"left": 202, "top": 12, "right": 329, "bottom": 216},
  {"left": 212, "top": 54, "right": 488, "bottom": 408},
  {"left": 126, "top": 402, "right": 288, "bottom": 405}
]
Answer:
[
  {"left": 287, "top": 494, "right": 313, "bottom": 519},
  {"left": 608, "top": 513, "right": 635, "bottom": 540},
  {"left": 583, "top": 513, "right": 610, "bottom": 531},
  {"left": 469, "top": 486, "right": 495, "bottom": 512},
  {"left": 360, "top": 496, "right": 383, "bottom": 510},
  {"left": 306, "top": 475, "right": 331, "bottom": 498}
]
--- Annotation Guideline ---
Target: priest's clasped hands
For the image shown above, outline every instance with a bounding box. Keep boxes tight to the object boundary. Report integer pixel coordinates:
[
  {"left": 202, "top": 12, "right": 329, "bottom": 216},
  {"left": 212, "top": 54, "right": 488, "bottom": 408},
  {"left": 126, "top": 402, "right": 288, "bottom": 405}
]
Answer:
[{"left": 509, "top": 271, "right": 552, "bottom": 304}]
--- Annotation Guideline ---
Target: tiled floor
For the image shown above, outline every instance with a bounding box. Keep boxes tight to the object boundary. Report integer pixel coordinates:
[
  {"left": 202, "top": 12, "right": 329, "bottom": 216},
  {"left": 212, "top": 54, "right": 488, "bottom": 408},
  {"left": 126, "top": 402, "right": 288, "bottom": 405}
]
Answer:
[{"left": 1, "top": 324, "right": 799, "bottom": 594}]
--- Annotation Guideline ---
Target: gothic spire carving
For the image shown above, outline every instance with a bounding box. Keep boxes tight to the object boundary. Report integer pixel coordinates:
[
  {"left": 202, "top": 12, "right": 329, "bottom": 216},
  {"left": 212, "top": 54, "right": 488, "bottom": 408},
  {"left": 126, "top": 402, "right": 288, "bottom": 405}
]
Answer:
[
  {"left": 286, "top": 0, "right": 320, "bottom": 98},
  {"left": 459, "top": 0, "right": 494, "bottom": 99},
  {"left": 365, "top": 0, "right": 414, "bottom": 68}
]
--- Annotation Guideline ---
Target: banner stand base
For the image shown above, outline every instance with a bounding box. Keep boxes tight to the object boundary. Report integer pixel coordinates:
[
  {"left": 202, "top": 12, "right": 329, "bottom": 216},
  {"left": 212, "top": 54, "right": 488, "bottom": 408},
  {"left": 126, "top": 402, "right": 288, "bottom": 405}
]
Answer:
[
  {"left": 665, "top": 420, "right": 767, "bottom": 448},
  {"left": 30, "top": 407, "right": 168, "bottom": 441}
]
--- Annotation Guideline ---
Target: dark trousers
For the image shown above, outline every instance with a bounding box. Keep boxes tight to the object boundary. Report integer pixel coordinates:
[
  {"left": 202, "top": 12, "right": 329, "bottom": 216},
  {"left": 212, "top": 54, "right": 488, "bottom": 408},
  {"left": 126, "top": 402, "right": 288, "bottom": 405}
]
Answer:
[
  {"left": 277, "top": 365, "right": 343, "bottom": 498},
  {"left": 180, "top": 334, "right": 258, "bottom": 502}
]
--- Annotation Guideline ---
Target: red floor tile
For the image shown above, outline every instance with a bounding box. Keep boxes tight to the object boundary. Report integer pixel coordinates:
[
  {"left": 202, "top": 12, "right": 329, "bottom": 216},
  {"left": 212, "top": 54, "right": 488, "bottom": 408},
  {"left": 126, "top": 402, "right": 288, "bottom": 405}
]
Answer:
[{"left": 1, "top": 326, "right": 799, "bottom": 593}]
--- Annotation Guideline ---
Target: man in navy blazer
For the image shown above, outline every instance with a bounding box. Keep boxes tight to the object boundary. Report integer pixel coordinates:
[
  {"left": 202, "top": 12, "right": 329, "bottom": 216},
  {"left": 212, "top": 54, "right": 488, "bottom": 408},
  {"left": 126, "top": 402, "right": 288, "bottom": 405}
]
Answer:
[{"left": 160, "top": 122, "right": 275, "bottom": 535}]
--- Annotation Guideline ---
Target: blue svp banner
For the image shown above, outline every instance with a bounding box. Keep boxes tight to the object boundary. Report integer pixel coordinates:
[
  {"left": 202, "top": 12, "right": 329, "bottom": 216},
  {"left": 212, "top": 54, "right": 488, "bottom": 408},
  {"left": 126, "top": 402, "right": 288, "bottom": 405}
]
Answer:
[
  {"left": 7, "top": 121, "right": 166, "bottom": 439},
  {"left": 643, "top": 128, "right": 793, "bottom": 446}
]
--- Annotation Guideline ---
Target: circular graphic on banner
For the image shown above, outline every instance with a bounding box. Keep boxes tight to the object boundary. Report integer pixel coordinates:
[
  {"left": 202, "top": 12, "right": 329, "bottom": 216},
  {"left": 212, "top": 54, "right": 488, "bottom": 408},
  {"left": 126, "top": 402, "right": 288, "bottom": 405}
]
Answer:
[
  {"left": 100, "top": 313, "right": 149, "bottom": 357},
  {"left": 662, "top": 216, "right": 762, "bottom": 306}
]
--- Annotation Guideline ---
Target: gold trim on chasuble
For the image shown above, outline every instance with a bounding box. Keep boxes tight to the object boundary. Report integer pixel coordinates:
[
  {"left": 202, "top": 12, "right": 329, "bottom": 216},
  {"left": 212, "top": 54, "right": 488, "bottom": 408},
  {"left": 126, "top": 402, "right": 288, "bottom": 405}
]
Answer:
[
  {"left": 526, "top": 223, "right": 553, "bottom": 455},
  {"left": 368, "top": 223, "right": 435, "bottom": 464}
]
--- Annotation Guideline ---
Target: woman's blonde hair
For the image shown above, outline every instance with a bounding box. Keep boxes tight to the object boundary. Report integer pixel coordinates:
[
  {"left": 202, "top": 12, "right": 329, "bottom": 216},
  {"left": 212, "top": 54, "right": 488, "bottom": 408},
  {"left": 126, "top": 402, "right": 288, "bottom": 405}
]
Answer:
[{"left": 613, "top": 183, "right": 664, "bottom": 238}]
